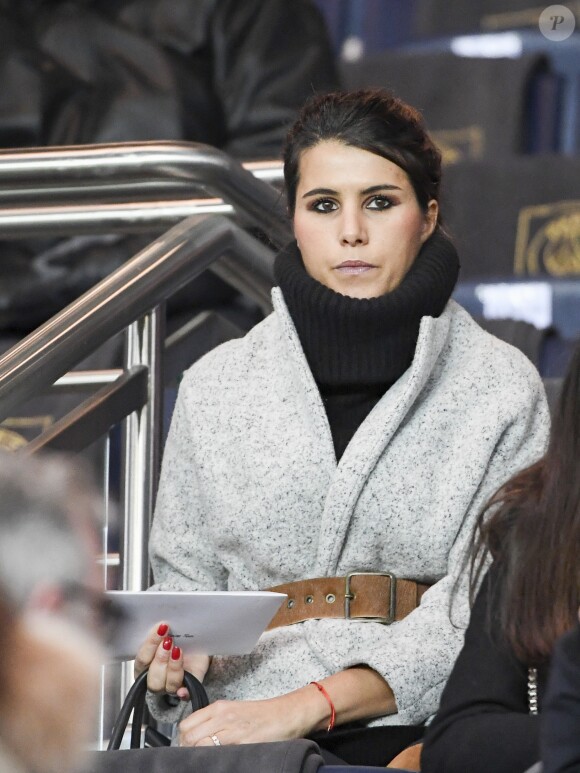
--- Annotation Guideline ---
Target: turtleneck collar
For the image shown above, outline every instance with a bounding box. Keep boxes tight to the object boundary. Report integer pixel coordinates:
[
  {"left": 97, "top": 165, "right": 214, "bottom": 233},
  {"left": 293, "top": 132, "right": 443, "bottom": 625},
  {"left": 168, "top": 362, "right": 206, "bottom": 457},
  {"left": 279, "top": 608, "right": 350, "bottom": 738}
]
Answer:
[{"left": 274, "top": 230, "right": 460, "bottom": 387}]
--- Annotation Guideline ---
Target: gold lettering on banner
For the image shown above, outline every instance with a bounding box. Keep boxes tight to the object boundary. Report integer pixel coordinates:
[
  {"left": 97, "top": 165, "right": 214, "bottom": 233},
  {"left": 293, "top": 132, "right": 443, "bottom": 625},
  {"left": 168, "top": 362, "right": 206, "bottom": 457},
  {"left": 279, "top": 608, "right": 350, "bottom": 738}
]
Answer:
[
  {"left": 481, "top": 2, "right": 580, "bottom": 30},
  {"left": 514, "top": 201, "right": 580, "bottom": 276},
  {"left": 432, "top": 127, "right": 484, "bottom": 165}
]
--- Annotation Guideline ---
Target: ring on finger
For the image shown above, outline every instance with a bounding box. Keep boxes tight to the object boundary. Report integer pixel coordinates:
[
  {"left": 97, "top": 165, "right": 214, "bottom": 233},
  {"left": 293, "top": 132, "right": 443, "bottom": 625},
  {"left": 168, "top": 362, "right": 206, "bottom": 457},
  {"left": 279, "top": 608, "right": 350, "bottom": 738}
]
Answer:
[{"left": 210, "top": 734, "right": 221, "bottom": 747}]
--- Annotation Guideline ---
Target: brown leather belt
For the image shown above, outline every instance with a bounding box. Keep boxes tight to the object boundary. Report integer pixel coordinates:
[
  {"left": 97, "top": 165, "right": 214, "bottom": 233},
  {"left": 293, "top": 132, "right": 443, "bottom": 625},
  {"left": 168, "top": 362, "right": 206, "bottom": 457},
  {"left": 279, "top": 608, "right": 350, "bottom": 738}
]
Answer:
[{"left": 266, "top": 572, "right": 430, "bottom": 631}]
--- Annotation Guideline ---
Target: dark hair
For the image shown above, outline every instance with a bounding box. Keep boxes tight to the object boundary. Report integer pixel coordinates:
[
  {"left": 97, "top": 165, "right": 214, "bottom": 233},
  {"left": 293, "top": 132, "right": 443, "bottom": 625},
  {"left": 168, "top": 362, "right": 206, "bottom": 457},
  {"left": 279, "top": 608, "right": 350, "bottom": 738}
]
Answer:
[
  {"left": 470, "top": 342, "right": 580, "bottom": 664},
  {"left": 283, "top": 88, "right": 442, "bottom": 217}
]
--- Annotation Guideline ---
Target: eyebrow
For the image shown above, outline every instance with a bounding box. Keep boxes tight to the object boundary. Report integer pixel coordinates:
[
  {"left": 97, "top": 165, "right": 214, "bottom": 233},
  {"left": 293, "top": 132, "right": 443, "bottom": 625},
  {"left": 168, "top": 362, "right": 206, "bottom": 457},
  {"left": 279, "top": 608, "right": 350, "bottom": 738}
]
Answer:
[{"left": 301, "top": 184, "right": 402, "bottom": 198}]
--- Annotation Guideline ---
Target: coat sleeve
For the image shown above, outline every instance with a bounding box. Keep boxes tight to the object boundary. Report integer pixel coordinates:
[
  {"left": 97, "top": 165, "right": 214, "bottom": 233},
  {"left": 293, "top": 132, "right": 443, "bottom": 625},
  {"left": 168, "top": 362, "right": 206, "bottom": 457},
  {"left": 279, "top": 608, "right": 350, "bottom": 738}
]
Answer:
[
  {"left": 146, "top": 374, "right": 230, "bottom": 723},
  {"left": 149, "top": 376, "right": 228, "bottom": 593},
  {"left": 305, "top": 372, "right": 550, "bottom": 725},
  {"left": 421, "top": 569, "right": 541, "bottom": 773},
  {"left": 210, "top": 0, "right": 339, "bottom": 159}
]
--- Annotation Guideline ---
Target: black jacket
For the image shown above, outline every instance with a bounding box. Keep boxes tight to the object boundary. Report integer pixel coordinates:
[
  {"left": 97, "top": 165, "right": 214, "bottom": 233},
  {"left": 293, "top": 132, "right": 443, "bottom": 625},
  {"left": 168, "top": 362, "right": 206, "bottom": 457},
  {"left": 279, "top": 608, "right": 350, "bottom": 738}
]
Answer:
[
  {"left": 0, "top": 0, "right": 338, "bottom": 333},
  {"left": 0, "top": 0, "right": 337, "bottom": 156},
  {"left": 422, "top": 568, "right": 549, "bottom": 773},
  {"left": 542, "top": 622, "right": 580, "bottom": 773}
]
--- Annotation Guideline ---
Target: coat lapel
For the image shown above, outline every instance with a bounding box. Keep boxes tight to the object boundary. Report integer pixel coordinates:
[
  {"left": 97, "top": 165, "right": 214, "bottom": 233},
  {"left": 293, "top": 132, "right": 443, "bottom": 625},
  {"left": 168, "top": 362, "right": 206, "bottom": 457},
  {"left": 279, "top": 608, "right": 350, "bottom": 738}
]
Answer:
[
  {"left": 272, "top": 288, "right": 455, "bottom": 576},
  {"left": 316, "top": 306, "right": 453, "bottom": 575}
]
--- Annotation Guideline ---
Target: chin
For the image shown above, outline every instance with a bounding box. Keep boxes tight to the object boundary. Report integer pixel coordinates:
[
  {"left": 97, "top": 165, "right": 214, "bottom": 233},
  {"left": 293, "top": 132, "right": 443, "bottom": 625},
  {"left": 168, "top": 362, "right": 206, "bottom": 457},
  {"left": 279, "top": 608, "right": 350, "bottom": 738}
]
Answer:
[{"left": 332, "top": 279, "right": 391, "bottom": 300}]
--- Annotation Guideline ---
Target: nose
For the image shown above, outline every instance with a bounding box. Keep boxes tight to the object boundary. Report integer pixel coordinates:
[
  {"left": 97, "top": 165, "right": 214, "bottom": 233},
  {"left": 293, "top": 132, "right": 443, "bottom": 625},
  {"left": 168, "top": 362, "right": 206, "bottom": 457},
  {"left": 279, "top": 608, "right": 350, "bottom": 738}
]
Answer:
[{"left": 339, "top": 207, "right": 368, "bottom": 246}]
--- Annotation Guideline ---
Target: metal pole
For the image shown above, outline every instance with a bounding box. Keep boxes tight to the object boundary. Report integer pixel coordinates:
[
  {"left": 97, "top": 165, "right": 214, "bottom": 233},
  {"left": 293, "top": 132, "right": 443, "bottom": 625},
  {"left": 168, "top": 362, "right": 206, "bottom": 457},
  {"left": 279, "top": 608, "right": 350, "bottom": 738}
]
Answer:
[
  {"left": 119, "top": 306, "right": 163, "bottom": 709},
  {"left": 121, "top": 306, "right": 163, "bottom": 593}
]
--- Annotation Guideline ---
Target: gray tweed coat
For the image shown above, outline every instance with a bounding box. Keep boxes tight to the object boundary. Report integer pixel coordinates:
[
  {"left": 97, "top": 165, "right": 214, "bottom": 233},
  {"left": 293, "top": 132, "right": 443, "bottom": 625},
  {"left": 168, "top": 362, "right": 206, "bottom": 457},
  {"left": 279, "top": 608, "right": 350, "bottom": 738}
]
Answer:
[{"left": 149, "top": 290, "right": 549, "bottom": 726}]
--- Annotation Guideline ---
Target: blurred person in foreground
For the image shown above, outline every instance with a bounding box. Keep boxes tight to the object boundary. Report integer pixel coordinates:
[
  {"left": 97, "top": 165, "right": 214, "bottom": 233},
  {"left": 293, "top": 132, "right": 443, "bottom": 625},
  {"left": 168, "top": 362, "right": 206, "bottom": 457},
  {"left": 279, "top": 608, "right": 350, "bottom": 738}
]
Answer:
[
  {"left": 0, "top": 452, "right": 115, "bottom": 773},
  {"left": 422, "top": 341, "right": 580, "bottom": 773}
]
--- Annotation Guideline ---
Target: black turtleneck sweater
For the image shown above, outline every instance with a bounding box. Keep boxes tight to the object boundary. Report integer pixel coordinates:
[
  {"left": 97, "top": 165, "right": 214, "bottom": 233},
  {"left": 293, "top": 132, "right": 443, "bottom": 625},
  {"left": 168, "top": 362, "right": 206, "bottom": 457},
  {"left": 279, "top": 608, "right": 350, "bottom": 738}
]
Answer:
[{"left": 274, "top": 231, "right": 460, "bottom": 461}]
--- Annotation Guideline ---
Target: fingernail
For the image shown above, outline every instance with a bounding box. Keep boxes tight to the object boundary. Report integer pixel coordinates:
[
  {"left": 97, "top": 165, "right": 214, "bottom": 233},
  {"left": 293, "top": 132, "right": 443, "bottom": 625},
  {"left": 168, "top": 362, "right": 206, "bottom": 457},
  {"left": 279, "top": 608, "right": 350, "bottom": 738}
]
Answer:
[
  {"left": 157, "top": 623, "right": 169, "bottom": 636},
  {"left": 171, "top": 646, "right": 181, "bottom": 660},
  {"left": 162, "top": 637, "right": 172, "bottom": 651}
]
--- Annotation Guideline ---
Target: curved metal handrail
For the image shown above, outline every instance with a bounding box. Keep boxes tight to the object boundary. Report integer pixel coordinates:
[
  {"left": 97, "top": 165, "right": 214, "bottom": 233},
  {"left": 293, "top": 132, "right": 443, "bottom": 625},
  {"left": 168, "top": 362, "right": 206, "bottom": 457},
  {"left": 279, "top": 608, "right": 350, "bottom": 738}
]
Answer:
[
  {"left": 0, "top": 198, "right": 233, "bottom": 237},
  {"left": 0, "top": 159, "right": 283, "bottom": 203},
  {"left": 0, "top": 215, "right": 274, "bottom": 422},
  {"left": 0, "top": 142, "right": 290, "bottom": 245}
]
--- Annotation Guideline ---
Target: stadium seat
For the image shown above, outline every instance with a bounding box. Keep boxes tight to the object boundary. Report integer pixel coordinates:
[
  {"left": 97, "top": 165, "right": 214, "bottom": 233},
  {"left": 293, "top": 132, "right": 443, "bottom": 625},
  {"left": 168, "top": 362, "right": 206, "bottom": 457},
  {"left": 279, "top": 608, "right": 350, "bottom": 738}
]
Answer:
[
  {"left": 342, "top": 47, "right": 556, "bottom": 158},
  {"left": 394, "top": 30, "right": 580, "bottom": 154},
  {"left": 440, "top": 155, "right": 580, "bottom": 279}
]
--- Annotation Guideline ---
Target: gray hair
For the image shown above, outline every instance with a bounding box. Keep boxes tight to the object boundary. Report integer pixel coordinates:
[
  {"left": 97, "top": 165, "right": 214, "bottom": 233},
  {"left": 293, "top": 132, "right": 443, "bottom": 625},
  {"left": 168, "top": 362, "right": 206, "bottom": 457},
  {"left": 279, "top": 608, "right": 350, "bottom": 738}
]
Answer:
[{"left": 0, "top": 452, "right": 102, "bottom": 608}]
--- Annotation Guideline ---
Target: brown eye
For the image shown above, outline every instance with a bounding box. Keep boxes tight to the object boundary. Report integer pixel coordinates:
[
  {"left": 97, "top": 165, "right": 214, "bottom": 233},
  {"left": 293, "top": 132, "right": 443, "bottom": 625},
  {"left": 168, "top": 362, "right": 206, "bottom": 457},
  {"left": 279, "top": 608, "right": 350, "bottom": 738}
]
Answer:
[
  {"left": 366, "top": 195, "right": 392, "bottom": 211},
  {"left": 311, "top": 198, "right": 338, "bottom": 213}
]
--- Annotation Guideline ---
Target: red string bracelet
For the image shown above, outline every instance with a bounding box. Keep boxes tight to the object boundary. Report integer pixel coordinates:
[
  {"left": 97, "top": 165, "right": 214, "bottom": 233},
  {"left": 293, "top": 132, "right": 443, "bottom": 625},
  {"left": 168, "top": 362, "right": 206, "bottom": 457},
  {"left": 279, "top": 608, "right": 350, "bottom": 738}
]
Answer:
[{"left": 310, "top": 681, "right": 336, "bottom": 732}]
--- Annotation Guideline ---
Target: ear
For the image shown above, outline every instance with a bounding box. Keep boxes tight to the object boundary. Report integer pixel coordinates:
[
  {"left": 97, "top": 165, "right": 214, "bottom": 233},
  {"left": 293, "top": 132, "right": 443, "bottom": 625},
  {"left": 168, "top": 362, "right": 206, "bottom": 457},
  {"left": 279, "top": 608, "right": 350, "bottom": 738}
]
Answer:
[{"left": 420, "top": 200, "right": 439, "bottom": 244}]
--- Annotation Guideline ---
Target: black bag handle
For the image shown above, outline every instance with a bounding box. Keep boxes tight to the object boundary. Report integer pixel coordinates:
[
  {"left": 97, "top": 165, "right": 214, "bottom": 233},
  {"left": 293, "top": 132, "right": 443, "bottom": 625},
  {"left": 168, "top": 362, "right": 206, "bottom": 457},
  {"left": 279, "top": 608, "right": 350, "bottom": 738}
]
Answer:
[{"left": 107, "top": 669, "right": 209, "bottom": 750}]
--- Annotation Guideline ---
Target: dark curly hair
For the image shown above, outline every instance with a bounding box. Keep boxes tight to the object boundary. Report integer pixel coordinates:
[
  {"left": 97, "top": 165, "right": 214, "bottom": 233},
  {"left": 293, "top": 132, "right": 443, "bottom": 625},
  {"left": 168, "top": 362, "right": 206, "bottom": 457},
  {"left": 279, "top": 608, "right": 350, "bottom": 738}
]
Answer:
[{"left": 283, "top": 88, "right": 442, "bottom": 218}]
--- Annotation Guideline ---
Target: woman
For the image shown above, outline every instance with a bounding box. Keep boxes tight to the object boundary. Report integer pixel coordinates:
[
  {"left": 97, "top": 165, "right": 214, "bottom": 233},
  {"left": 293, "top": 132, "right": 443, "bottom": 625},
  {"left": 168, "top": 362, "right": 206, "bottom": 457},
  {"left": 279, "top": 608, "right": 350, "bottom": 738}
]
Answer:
[
  {"left": 421, "top": 343, "right": 580, "bottom": 773},
  {"left": 0, "top": 453, "right": 112, "bottom": 773},
  {"left": 137, "top": 89, "right": 549, "bottom": 766}
]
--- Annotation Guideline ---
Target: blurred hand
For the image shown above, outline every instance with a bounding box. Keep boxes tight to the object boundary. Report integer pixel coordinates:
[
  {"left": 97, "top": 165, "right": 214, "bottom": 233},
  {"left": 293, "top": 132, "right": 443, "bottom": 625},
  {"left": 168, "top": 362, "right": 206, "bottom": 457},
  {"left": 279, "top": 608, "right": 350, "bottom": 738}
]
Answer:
[{"left": 134, "top": 622, "right": 211, "bottom": 700}]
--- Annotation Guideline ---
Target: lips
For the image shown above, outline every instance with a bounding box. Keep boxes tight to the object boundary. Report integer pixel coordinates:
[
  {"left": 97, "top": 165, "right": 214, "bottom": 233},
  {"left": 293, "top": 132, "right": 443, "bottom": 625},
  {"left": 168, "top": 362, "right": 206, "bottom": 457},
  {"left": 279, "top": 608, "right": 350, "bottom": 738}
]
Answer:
[{"left": 334, "top": 260, "right": 376, "bottom": 275}]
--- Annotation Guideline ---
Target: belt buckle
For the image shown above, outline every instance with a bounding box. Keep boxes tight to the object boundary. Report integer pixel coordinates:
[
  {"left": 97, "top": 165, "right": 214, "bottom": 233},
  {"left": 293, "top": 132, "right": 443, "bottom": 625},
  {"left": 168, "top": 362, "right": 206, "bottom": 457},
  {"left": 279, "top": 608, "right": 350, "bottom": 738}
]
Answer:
[{"left": 344, "top": 571, "right": 397, "bottom": 625}]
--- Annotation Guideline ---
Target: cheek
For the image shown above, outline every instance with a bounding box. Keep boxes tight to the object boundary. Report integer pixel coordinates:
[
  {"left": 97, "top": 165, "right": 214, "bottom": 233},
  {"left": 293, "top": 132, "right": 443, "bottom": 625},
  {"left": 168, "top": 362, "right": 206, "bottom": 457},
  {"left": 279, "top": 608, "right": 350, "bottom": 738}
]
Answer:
[
  {"left": 293, "top": 216, "right": 331, "bottom": 278},
  {"left": 293, "top": 214, "right": 326, "bottom": 245},
  {"left": 389, "top": 205, "right": 425, "bottom": 236},
  {"left": 375, "top": 211, "right": 425, "bottom": 268},
  {"left": 401, "top": 209, "right": 429, "bottom": 246}
]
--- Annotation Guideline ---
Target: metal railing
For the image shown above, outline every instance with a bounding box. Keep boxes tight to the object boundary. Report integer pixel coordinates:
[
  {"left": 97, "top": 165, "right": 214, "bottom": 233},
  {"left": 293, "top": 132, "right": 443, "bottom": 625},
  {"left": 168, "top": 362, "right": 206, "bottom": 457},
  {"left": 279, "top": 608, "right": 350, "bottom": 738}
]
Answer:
[
  {"left": 0, "top": 141, "right": 291, "bottom": 744},
  {"left": 0, "top": 142, "right": 285, "bottom": 238},
  {"left": 0, "top": 142, "right": 291, "bottom": 594}
]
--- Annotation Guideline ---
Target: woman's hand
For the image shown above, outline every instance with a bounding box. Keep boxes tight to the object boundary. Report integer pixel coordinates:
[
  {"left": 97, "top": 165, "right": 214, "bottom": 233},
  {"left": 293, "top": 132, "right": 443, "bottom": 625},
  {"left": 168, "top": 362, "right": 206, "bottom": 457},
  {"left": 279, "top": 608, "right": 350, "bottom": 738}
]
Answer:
[
  {"left": 177, "top": 665, "right": 396, "bottom": 746},
  {"left": 134, "top": 622, "right": 211, "bottom": 701},
  {"left": 177, "top": 690, "right": 322, "bottom": 747}
]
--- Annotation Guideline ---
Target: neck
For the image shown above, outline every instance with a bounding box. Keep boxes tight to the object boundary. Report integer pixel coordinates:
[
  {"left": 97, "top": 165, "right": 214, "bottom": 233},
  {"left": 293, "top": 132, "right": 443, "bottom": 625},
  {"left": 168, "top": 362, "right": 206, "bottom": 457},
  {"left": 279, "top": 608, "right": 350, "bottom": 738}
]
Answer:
[{"left": 274, "top": 230, "right": 460, "bottom": 386}]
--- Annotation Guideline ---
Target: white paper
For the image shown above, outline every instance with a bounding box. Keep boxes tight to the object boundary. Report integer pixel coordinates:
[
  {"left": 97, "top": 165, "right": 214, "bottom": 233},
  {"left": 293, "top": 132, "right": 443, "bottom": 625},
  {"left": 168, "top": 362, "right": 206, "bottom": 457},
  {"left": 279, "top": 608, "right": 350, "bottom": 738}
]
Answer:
[{"left": 107, "top": 590, "right": 286, "bottom": 661}]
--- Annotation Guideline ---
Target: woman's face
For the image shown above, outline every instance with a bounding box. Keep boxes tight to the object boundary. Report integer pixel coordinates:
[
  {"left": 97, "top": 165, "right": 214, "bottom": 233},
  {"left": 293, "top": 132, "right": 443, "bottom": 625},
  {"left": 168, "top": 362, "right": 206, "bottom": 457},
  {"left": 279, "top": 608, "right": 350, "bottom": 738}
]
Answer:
[{"left": 293, "top": 140, "right": 438, "bottom": 299}]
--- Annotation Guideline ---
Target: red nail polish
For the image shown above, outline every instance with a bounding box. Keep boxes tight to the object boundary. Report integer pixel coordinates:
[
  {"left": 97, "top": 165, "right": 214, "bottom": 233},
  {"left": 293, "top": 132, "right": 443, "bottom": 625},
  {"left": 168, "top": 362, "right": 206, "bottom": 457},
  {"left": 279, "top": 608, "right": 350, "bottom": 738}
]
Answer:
[
  {"left": 162, "top": 637, "right": 172, "bottom": 651},
  {"left": 157, "top": 624, "right": 169, "bottom": 636},
  {"left": 171, "top": 646, "right": 181, "bottom": 660}
]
